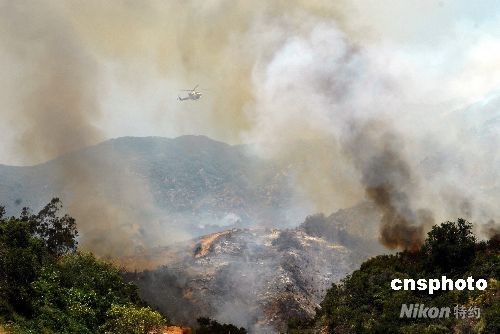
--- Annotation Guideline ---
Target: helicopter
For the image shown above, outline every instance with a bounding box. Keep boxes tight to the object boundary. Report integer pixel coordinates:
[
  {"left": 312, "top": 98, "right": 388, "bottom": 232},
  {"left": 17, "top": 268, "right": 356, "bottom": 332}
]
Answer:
[{"left": 178, "top": 85, "right": 203, "bottom": 101}]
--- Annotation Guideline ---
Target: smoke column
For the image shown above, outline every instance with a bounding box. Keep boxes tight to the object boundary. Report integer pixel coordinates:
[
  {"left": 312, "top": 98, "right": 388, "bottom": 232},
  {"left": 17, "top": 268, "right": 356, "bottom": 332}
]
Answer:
[
  {"left": 0, "top": 1, "right": 170, "bottom": 260},
  {"left": 344, "top": 122, "right": 434, "bottom": 250},
  {"left": 1, "top": 0, "right": 499, "bottom": 256},
  {"left": 0, "top": 1, "right": 102, "bottom": 161},
  {"left": 483, "top": 220, "right": 500, "bottom": 242}
]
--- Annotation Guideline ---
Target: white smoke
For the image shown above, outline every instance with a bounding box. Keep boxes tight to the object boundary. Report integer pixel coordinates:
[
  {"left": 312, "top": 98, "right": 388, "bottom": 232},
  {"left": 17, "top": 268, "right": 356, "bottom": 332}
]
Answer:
[
  {"left": 1, "top": 0, "right": 499, "bottom": 255},
  {"left": 244, "top": 17, "right": 500, "bottom": 231}
]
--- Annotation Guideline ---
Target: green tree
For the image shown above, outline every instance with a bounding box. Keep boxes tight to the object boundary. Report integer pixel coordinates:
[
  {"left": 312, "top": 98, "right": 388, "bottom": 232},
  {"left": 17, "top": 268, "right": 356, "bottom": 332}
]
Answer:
[
  {"left": 100, "top": 304, "right": 165, "bottom": 334},
  {"left": 421, "top": 218, "right": 476, "bottom": 276},
  {"left": 0, "top": 199, "right": 78, "bottom": 318},
  {"left": 26, "top": 198, "right": 78, "bottom": 257},
  {"left": 305, "top": 219, "right": 499, "bottom": 334},
  {"left": 0, "top": 199, "right": 166, "bottom": 333},
  {"left": 0, "top": 214, "right": 48, "bottom": 316},
  {"left": 30, "top": 252, "right": 143, "bottom": 332}
]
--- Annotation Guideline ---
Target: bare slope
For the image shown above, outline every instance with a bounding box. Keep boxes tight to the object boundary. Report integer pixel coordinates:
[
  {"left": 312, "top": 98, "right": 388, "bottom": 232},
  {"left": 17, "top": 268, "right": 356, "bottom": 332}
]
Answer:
[{"left": 127, "top": 224, "right": 380, "bottom": 333}]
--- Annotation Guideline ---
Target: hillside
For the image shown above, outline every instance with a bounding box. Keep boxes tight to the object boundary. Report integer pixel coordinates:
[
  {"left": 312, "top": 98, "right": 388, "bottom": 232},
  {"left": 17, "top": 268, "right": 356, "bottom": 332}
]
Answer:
[
  {"left": 0, "top": 136, "right": 296, "bottom": 240},
  {"left": 125, "top": 216, "right": 384, "bottom": 333},
  {"left": 295, "top": 219, "right": 500, "bottom": 333},
  {"left": 0, "top": 135, "right": 388, "bottom": 333}
]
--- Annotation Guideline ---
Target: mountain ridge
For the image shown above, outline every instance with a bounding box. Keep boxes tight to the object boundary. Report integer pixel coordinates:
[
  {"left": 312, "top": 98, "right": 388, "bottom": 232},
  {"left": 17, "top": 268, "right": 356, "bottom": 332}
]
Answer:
[{"left": 0, "top": 135, "right": 298, "bottom": 241}]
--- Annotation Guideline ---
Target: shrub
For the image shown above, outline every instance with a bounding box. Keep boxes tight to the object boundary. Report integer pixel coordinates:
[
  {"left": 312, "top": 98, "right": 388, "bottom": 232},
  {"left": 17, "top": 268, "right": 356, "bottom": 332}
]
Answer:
[{"left": 100, "top": 304, "right": 165, "bottom": 334}]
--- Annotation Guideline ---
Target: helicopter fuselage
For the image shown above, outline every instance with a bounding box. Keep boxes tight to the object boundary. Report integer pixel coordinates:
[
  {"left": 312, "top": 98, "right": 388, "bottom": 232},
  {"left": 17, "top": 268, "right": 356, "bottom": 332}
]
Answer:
[
  {"left": 178, "top": 85, "right": 203, "bottom": 101},
  {"left": 178, "top": 91, "right": 202, "bottom": 101}
]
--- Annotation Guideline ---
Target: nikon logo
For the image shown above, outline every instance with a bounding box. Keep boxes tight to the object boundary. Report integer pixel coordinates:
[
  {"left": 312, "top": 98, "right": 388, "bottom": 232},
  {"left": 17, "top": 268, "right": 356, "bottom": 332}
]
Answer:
[{"left": 400, "top": 304, "right": 450, "bottom": 318}]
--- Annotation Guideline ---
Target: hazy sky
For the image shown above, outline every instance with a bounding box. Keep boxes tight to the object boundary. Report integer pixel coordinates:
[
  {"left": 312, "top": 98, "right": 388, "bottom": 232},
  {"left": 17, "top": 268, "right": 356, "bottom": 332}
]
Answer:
[
  {"left": 1, "top": 0, "right": 500, "bottom": 256},
  {"left": 1, "top": 0, "right": 500, "bottom": 165}
]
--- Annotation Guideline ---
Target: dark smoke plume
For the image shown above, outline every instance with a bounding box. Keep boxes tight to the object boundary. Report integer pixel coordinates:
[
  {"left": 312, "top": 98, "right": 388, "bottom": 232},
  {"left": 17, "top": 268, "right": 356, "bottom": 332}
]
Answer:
[
  {"left": 483, "top": 219, "right": 500, "bottom": 242},
  {"left": 0, "top": 1, "right": 102, "bottom": 161},
  {"left": 0, "top": 2, "right": 166, "bottom": 262},
  {"left": 344, "top": 122, "right": 434, "bottom": 251}
]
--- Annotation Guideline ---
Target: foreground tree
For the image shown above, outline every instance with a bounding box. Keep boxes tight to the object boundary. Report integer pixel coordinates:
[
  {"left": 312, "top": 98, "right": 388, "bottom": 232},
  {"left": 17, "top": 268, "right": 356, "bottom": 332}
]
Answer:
[
  {"left": 422, "top": 218, "right": 476, "bottom": 276},
  {"left": 0, "top": 199, "right": 165, "bottom": 333},
  {"left": 296, "top": 219, "right": 500, "bottom": 334},
  {"left": 100, "top": 304, "right": 165, "bottom": 334},
  {"left": 23, "top": 198, "right": 78, "bottom": 257}
]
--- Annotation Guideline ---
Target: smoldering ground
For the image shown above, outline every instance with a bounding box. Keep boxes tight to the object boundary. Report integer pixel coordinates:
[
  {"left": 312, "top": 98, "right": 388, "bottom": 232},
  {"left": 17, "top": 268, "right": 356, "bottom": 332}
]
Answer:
[
  {"left": 127, "top": 228, "right": 355, "bottom": 332},
  {"left": 2, "top": 2, "right": 500, "bottom": 333}
]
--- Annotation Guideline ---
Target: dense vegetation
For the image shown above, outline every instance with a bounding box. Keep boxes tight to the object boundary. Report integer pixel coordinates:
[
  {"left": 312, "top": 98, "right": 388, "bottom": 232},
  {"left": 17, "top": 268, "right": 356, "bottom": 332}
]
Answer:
[
  {"left": 196, "top": 317, "right": 247, "bottom": 334},
  {"left": 4, "top": 197, "right": 496, "bottom": 334},
  {"left": 290, "top": 219, "right": 500, "bottom": 333},
  {"left": 0, "top": 198, "right": 165, "bottom": 334}
]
